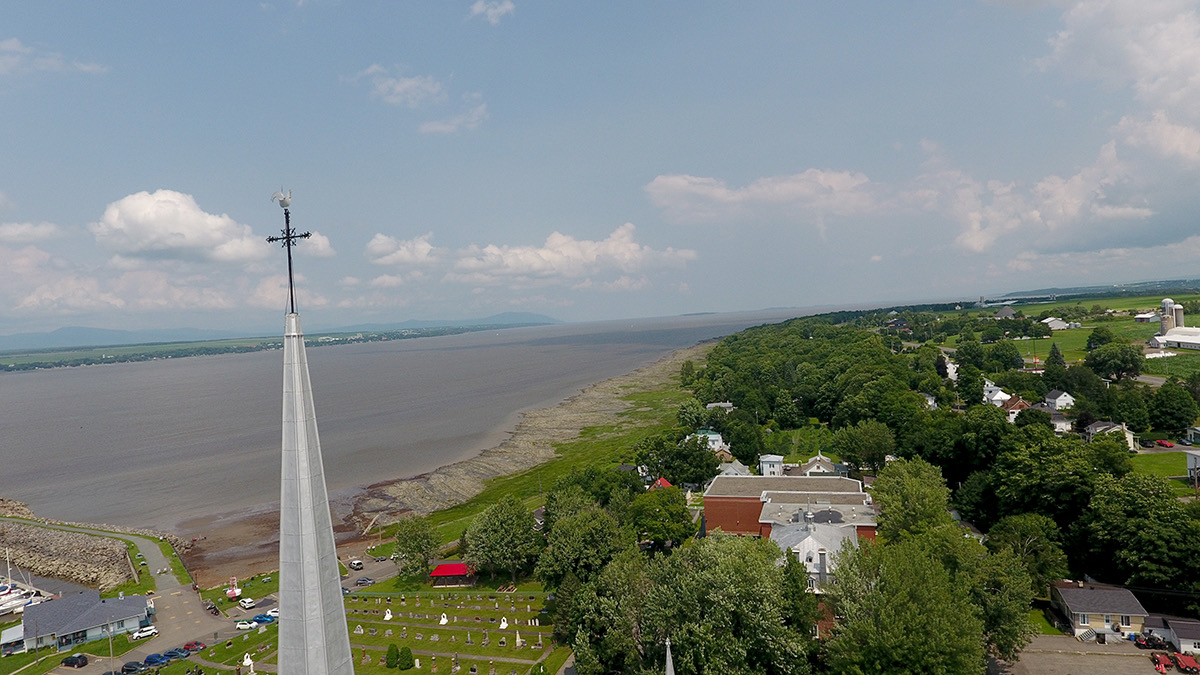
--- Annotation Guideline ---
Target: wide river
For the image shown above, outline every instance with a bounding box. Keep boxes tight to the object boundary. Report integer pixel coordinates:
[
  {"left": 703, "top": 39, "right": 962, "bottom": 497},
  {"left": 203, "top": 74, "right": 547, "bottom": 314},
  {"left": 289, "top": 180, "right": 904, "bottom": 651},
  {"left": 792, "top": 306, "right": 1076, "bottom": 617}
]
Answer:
[{"left": 1, "top": 309, "right": 802, "bottom": 533}]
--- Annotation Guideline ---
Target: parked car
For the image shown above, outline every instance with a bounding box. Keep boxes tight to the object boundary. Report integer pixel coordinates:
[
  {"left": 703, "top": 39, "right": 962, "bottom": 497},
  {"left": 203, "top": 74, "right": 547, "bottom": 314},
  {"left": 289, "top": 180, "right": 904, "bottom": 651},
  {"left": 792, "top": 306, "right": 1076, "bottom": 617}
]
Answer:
[
  {"left": 355, "top": 577, "right": 374, "bottom": 586},
  {"left": 163, "top": 648, "right": 190, "bottom": 660},
  {"left": 239, "top": 597, "right": 256, "bottom": 610},
  {"left": 374, "top": 556, "right": 388, "bottom": 563},
  {"left": 252, "top": 613, "right": 275, "bottom": 624},
  {"left": 143, "top": 653, "right": 169, "bottom": 666},
  {"left": 1157, "top": 439, "right": 1175, "bottom": 447},
  {"left": 347, "top": 559, "right": 364, "bottom": 571},
  {"left": 61, "top": 654, "right": 88, "bottom": 668},
  {"left": 129, "top": 625, "right": 158, "bottom": 640},
  {"left": 183, "top": 641, "right": 206, "bottom": 652},
  {"left": 236, "top": 620, "right": 259, "bottom": 630},
  {"left": 341, "top": 587, "right": 350, "bottom": 595},
  {"left": 121, "top": 661, "right": 148, "bottom": 673},
  {"left": 1178, "top": 438, "right": 1192, "bottom": 446},
  {"left": 1140, "top": 438, "right": 1156, "bottom": 448},
  {"left": 266, "top": 607, "right": 279, "bottom": 618}
]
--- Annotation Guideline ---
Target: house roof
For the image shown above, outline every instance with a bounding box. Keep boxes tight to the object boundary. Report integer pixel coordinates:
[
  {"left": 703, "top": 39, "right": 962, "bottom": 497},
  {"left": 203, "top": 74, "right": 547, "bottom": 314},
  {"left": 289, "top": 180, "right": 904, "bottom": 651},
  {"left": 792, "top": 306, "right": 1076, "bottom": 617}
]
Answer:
[
  {"left": 703, "top": 475, "right": 864, "bottom": 498},
  {"left": 1170, "top": 619, "right": 1200, "bottom": 640},
  {"left": 429, "top": 563, "right": 472, "bottom": 577},
  {"left": 759, "top": 454, "right": 784, "bottom": 462},
  {"left": 651, "top": 477, "right": 673, "bottom": 489},
  {"left": 1046, "top": 390, "right": 1070, "bottom": 399},
  {"left": 1054, "top": 583, "right": 1147, "bottom": 617},
  {"left": 717, "top": 460, "right": 750, "bottom": 477},
  {"left": 23, "top": 591, "right": 148, "bottom": 641}
]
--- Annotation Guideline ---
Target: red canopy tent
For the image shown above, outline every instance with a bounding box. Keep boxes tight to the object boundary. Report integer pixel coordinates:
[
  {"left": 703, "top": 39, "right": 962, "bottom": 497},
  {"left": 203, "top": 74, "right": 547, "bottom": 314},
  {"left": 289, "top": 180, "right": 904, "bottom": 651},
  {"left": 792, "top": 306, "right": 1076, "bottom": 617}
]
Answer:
[{"left": 429, "top": 563, "right": 475, "bottom": 587}]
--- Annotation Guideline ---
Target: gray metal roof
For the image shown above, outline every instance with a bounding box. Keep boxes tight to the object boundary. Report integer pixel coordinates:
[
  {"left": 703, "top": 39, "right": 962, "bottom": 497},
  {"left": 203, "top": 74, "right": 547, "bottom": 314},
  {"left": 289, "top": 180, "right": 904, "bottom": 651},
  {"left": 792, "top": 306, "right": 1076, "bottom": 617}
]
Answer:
[
  {"left": 1054, "top": 584, "right": 1147, "bottom": 616},
  {"left": 1170, "top": 619, "right": 1200, "bottom": 640},
  {"left": 22, "top": 591, "right": 147, "bottom": 641},
  {"left": 704, "top": 475, "right": 863, "bottom": 498}
]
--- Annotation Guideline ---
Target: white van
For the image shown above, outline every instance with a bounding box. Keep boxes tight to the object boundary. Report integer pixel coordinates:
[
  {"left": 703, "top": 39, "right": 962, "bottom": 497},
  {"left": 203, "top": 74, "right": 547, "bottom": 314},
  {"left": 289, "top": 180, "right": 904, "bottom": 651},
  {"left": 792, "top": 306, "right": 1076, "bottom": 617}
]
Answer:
[{"left": 239, "top": 597, "right": 255, "bottom": 610}]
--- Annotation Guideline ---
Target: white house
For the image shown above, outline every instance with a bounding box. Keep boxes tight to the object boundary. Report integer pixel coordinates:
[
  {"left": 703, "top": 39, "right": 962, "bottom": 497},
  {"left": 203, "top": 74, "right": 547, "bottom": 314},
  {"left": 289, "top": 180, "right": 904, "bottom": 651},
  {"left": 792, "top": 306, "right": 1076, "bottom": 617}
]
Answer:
[
  {"left": 1045, "top": 390, "right": 1075, "bottom": 410},
  {"left": 1041, "top": 317, "right": 1070, "bottom": 331},
  {"left": 1170, "top": 619, "right": 1200, "bottom": 655},
  {"left": 759, "top": 454, "right": 784, "bottom": 477},
  {"left": 1084, "top": 421, "right": 1136, "bottom": 452},
  {"left": 691, "top": 430, "right": 732, "bottom": 461},
  {"left": 983, "top": 379, "right": 1012, "bottom": 407}
]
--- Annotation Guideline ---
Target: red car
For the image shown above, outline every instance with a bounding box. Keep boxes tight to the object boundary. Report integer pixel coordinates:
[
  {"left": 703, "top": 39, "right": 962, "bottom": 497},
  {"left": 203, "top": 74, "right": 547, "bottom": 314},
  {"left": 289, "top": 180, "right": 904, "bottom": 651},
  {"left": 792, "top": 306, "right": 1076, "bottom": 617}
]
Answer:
[
  {"left": 1157, "top": 440, "right": 1176, "bottom": 447},
  {"left": 183, "top": 641, "right": 206, "bottom": 653}
]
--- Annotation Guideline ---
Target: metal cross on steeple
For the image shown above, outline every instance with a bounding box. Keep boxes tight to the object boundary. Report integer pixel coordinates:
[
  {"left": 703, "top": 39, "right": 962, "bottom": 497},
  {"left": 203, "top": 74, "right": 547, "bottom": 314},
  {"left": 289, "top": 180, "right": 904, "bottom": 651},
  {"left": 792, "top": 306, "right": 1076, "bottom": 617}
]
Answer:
[{"left": 267, "top": 190, "right": 311, "bottom": 314}]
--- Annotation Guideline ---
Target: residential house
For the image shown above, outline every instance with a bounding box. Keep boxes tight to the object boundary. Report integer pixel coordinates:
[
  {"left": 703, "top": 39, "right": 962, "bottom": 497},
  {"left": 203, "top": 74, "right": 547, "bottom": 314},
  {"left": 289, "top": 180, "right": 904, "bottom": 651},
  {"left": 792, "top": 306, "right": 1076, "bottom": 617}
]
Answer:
[
  {"left": 650, "top": 477, "right": 673, "bottom": 490},
  {"left": 1187, "top": 451, "right": 1200, "bottom": 489},
  {"left": 21, "top": 591, "right": 150, "bottom": 652},
  {"left": 994, "top": 306, "right": 1016, "bottom": 320},
  {"left": 786, "top": 452, "right": 848, "bottom": 477},
  {"left": 1001, "top": 396, "right": 1031, "bottom": 423},
  {"left": 1170, "top": 618, "right": 1200, "bottom": 655},
  {"left": 1045, "top": 390, "right": 1075, "bottom": 410},
  {"left": 759, "top": 454, "right": 784, "bottom": 477},
  {"left": 920, "top": 393, "right": 938, "bottom": 410},
  {"left": 1028, "top": 402, "right": 1072, "bottom": 433},
  {"left": 1084, "top": 421, "right": 1136, "bottom": 452},
  {"left": 692, "top": 429, "right": 734, "bottom": 463},
  {"left": 1050, "top": 581, "right": 1147, "bottom": 637},
  {"left": 716, "top": 459, "right": 751, "bottom": 477},
  {"left": 1041, "top": 317, "right": 1070, "bottom": 331},
  {"left": 702, "top": 475, "right": 876, "bottom": 540},
  {"left": 705, "top": 401, "right": 735, "bottom": 413},
  {"left": 983, "top": 379, "right": 1012, "bottom": 407}
]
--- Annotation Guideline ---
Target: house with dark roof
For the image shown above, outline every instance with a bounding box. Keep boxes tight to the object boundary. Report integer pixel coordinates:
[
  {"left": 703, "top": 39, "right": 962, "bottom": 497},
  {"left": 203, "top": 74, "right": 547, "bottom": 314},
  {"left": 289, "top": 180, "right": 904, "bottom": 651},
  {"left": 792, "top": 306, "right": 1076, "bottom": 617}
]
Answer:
[
  {"left": 1170, "top": 618, "right": 1200, "bottom": 655},
  {"left": 21, "top": 591, "right": 150, "bottom": 652},
  {"left": 1050, "top": 581, "right": 1147, "bottom": 637},
  {"left": 1045, "top": 390, "right": 1076, "bottom": 410}
]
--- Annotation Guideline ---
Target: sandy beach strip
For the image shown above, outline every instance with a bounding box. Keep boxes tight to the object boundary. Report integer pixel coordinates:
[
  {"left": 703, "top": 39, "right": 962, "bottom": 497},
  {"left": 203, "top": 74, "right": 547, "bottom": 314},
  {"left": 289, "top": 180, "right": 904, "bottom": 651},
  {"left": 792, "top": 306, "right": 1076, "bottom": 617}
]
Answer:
[{"left": 179, "top": 341, "right": 711, "bottom": 587}]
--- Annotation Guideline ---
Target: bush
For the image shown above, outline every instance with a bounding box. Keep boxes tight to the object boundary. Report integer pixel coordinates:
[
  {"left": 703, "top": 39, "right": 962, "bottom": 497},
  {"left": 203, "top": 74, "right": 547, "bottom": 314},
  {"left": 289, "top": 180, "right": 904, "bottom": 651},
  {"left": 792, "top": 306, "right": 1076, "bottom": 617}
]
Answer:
[
  {"left": 397, "top": 646, "right": 414, "bottom": 670},
  {"left": 386, "top": 643, "right": 399, "bottom": 668}
]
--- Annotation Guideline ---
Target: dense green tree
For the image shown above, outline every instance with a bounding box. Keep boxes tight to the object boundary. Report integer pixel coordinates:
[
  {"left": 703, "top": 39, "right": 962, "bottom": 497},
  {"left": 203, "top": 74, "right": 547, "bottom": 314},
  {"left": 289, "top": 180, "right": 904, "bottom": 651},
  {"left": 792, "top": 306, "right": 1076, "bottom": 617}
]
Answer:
[
  {"left": 463, "top": 495, "right": 543, "bottom": 583},
  {"left": 955, "top": 337, "right": 986, "bottom": 370},
  {"left": 986, "top": 340, "right": 1023, "bottom": 372},
  {"left": 552, "top": 466, "right": 644, "bottom": 511},
  {"left": 1013, "top": 408, "right": 1052, "bottom": 430},
  {"left": 635, "top": 432, "right": 719, "bottom": 487},
  {"left": 1086, "top": 326, "right": 1115, "bottom": 351},
  {"left": 957, "top": 364, "right": 985, "bottom": 408},
  {"left": 679, "top": 360, "right": 697, "bottom": 387},
  {"left": 871, "top": 457, "right": 954, "bottom": 542},
  {"left": 1046, "top": 343, "right": 1066, "bottom": 368},
  {"left": 1084, "top": 342, "right": 1143, "bottom": 380},
  {"left": 991, "top": 430, "right": 1096, "bottom": 528},
  {"left": 725, "top": 419, "right": 765, "bottom": 464},
  {"left": 826, "top": 539, "right": 986, "bottom": 674},
  {"left": 781, "top": 556, "right": 822, "bottom": 638},
  {"left": 626, "top": 486, "right": 696, "bottom": 551},
  {"left": 536, "top": 507, "right": 628, "bottom": 587},
  {"left": 551, "top": 571, "right": 582, "bottom": 643},
  {"left": 642, "top": 535, "right": 811, "bottom": 675},
  {"left": 392, "top": 514, "right": 439, "bottom": 576},
  {"left": 676, "top": 397, "right": 706, "bottom": 430},
  {"left": 986, "top": 513, "right": 1069, "bottom": 596},
  {"left": 540, "top": 484, "right": 596, "bottom": 537},
  {"left": 572, "top": 628, "right": 603, "bottom": 675},
  {"left": 386, "top": 643, "right": 400, "bottom": 669},
  {"left": 1151, "top": 381, "right": 1200, "bottom": 434},
  {"left": 980, "top": 325, "right": 1004, "bottom": 344},
  {"left": 954, "top": 471, "right": 998, "bottom": 531},
  {"left": 830, "top": 419, "right": 895, "bottom": 473},
  {"left": 1087, "top": 432, "right": 1133, "bottom": 477},
  {"left": 568, "top": 549, "right": 651, "bottom": 673},
  {"left": 397, "top": 646, "right": 414, "bottom": 670},
  {"left": 1112, "top": 386, "right": 1150, "bottom": 432}
]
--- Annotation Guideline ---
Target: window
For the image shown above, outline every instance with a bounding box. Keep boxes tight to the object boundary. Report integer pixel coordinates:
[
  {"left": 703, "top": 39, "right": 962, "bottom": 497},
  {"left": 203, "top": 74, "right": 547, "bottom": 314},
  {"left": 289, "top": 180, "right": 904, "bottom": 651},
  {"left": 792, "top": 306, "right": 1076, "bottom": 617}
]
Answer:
[
  {"left": 1103, "top": 614, "right": 1112, "bottom": 626},
  {"left": 1120, "top": 615, "right": 1131, "bottom": 627},
  {"left": 1078, "top": 614, "right": 1089, "bottom": 626}
]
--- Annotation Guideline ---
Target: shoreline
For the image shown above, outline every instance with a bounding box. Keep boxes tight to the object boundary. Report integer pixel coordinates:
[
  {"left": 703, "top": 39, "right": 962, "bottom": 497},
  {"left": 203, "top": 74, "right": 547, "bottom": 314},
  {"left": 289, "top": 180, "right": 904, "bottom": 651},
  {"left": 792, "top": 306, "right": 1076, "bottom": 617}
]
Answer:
[{"left": 178, "top": 341, "right": 712, "bottom": 587}]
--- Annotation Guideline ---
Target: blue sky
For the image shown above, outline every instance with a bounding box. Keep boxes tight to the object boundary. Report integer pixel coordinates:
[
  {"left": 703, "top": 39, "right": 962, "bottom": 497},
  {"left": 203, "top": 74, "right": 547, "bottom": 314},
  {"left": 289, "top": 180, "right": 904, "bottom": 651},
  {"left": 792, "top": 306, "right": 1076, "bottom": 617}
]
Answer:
[{"left": 4, "top": 1, "right": 1200, "bottom": 334}]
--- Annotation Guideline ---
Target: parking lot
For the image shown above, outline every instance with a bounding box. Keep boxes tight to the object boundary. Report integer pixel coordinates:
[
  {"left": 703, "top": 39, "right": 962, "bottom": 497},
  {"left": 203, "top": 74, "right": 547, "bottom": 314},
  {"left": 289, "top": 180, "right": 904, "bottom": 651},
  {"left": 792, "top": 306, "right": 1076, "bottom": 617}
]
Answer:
[{"left": 993, "top": 636, "right": 1169, "bottom": 675}]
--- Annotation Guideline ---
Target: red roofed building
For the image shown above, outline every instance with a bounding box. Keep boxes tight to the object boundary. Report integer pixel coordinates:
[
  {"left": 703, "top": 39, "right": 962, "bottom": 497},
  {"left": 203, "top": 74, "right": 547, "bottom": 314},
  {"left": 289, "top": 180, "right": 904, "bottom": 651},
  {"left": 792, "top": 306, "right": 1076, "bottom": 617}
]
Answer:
[
  {"left": 429, "top": 563, "right": 475, "bottom": 588},
  {"left": 650, "top": 477, "right": 673, "bottom": 490}
]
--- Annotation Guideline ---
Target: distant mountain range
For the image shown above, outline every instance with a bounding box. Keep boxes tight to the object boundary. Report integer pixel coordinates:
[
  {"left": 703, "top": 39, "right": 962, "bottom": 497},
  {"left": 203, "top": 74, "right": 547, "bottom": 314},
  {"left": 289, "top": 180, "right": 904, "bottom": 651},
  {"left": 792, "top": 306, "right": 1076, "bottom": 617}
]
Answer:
[{"left": 0, "top": 312, "right": 560, "bottom": 353}]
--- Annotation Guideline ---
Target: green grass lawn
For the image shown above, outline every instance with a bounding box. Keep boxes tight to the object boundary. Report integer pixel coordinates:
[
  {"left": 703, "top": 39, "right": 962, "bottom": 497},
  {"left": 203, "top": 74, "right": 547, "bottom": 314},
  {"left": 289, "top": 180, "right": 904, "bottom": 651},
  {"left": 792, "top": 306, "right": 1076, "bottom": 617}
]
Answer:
[
  {"left": 1029, "top": 608, "right": 1064, "bottom": 635},
  {"left": 1130, "top": 451, "right": 1198, "bottom": 496}
]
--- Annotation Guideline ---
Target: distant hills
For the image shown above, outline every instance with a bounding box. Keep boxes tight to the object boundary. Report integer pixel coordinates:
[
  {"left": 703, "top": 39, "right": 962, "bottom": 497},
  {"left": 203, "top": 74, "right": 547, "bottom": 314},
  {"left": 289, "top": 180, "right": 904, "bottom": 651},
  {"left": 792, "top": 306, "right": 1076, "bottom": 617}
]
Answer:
[{"left": 0, "top": 312, "right": 560, "bottom": 353}]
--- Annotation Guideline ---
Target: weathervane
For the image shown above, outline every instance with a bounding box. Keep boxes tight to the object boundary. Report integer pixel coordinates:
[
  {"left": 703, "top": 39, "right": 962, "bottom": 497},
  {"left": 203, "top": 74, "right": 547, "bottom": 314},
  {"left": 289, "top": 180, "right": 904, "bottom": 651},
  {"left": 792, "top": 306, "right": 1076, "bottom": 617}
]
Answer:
[{"left": 267, "top": 189, "right": 311, "bottom": 314}]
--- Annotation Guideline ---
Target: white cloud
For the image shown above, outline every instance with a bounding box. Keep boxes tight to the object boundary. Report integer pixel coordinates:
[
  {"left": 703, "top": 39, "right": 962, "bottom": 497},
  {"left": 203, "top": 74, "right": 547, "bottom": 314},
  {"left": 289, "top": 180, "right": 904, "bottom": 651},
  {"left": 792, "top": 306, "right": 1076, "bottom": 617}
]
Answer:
[
  {"left": 354, "top": 64, "right": 446, "bottom": 108},
  {"left": 1042, "top": 1, "right": 1200, "bottom": 116},
  {"left": 446, "top": 223, "right": 696, "bottom": 287},
  {"left": 420, "top": 102, "right": 489, "bottom": 134},
  {"left": 1116, "top": 110, "right": 1200, "bottom": 162},
  {"left": 247, "top": 274, "right": 328, "bottom": 310},
  {"left": 468, "top": 0, "right": 515, "bottom": 25},
  {"left": 0, "top": 221, "right": 60, "bottom": 243},
  {"left": 299, "top": 231, "right": 336, "bottom": 257},
  {"left": 645, "top": 169, "right": 876, "bottom": 225},
  {"left": 90, "top": 189, "right": 267, "bottom": 264},
  {"left": 369, "top": 274, "right": 406, "bottom": 288},
  {"left": 16, "top": 275, "right": 126, "bottom": 312},
  {"left": 0, "top": 37, "right": 107, "bottom": 76},
  {"left": 365, "top": 232, "right": 441, "bottom": 266}
]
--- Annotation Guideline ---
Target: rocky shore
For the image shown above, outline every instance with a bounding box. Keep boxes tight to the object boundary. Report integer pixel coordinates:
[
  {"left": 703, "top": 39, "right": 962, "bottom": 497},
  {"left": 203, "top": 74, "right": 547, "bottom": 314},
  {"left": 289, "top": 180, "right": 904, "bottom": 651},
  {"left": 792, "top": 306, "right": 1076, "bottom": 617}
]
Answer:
[{"left": 0, "top": 498, "right": 188, "bottom": 591}]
